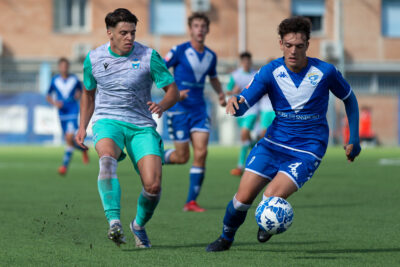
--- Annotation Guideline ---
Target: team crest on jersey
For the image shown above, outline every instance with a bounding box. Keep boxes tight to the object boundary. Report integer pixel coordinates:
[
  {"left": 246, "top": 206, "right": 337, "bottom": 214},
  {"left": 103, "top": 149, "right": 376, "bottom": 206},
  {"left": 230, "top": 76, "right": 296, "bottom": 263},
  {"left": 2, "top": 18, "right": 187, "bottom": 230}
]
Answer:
[
  {"left": 132, "top": 59, "right": 140, "bottom": 69},
  {"left": 307, "top": 72, "right": 320, "bottom": 86},
  {"left": 176, "top": 130, "right": 184, "bottom": 139}
]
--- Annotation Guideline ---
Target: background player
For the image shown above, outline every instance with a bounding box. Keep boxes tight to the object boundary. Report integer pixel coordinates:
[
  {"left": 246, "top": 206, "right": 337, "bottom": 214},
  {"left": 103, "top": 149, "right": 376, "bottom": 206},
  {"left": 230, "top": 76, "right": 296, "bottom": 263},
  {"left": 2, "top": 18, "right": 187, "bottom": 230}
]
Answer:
[
  {"left": 163, "top": 13, "right": 226, "bottom": 212},
  {"left": 75, "top": 8, "right": 179, "bottom": 247},
  {"left": 226, "top": 52, "right": 258, "bottom": 176},
  {"left": 46, "top": 57, "right": 89, "bottom": 175},
  {"left": 206, "top": 16, "right": 361, "bottom": 252}
]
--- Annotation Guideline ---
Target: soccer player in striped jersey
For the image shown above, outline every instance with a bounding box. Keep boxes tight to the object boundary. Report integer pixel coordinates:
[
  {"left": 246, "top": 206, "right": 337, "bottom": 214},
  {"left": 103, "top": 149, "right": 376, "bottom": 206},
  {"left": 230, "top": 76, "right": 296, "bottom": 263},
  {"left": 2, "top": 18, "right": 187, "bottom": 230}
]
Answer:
[
  {"left": 207, "top": 16, "right": 361, "bottom": 252},
  {"left": 75, "top": 8, "right": 179, "bottom": 248},
  {"left": 163, "top": 13, "right": 226, "bottom": 212},
  {"left": 46, "top": 57, "right": 89, "bottom": 175}
]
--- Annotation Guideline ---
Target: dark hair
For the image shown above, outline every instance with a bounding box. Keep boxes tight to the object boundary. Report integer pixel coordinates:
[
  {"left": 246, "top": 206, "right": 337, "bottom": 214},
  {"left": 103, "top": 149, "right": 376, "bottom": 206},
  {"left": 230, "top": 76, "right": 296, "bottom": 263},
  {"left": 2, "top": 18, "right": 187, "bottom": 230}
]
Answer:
[
  {"left": 105, "top": 8, "right": 138, "bottom": 29},
  {"left": 239, "top": 51, "right": 252, "bottom": 59},
  {"left": 188, "top": 12, "right": 210, "bottom": 28},
  {"left": 278, "top": 16, "right": 311, "bottom": 41},
  {"left": 58, "top": 57, "right": 69, "bottom": 65}
]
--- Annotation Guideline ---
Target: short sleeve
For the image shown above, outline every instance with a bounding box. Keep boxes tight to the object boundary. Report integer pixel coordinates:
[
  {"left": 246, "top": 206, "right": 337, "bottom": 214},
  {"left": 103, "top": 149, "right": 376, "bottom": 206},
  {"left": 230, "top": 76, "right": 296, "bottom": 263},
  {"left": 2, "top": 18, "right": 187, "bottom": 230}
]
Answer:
[
  {"left": 83, "top": 52, "right": 97, "bottom": 90},
  {"left": 164, "top": 46, "right": 179, "bottom": 68},
  {"left": 151, "top": 50, "right": 175, "bottom": 88},
  {"left": 226, "top": 75, "right": 235, "bottom": 91},
  {"left": 75, "top": 76, "right": 83, "bottom": 91},
  {"left": 47, "top": 79, "right": 55, "bottom": 95},
  {"left": 240, "top": 66, "right": 269, "bottom": 107},
  {"left": 329, "top": 66, "right": 352, "bottom": 100}
]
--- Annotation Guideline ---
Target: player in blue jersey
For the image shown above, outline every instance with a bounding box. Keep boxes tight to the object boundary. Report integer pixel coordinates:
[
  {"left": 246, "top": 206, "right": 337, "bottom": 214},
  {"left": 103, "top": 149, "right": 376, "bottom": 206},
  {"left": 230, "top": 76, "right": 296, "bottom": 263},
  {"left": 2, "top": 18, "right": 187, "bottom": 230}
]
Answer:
[
  {"left": 163, "top": 13, "right": 226, "bottom": 212},
  {"left": 206, "top": 16, "right": 361, "bottom": 252},
  {"left": 46, "top": 57, "right": 89, "bottom": 175}
]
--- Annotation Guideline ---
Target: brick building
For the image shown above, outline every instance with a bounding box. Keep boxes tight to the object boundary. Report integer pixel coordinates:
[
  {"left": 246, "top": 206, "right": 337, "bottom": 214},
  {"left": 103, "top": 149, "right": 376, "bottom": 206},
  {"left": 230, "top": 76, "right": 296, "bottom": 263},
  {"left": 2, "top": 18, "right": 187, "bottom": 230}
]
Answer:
[{"left": 0, "top": 0, "right": 399, "bottom": 144}]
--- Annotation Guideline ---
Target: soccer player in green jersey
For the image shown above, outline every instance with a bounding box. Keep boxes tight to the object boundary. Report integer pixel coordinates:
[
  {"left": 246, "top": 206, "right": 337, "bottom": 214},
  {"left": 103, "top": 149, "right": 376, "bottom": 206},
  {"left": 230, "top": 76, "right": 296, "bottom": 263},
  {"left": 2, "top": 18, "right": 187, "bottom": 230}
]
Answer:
[{"left": 75, "top": 8, "right": 179, "bottom": 248}]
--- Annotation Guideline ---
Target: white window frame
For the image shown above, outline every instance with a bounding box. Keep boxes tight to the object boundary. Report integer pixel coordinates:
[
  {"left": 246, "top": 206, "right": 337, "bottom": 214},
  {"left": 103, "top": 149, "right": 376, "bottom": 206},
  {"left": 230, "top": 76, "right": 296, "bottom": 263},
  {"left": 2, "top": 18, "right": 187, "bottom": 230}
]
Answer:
[{"left": 54, "top": 0, "right": 90, "bottom": 34}]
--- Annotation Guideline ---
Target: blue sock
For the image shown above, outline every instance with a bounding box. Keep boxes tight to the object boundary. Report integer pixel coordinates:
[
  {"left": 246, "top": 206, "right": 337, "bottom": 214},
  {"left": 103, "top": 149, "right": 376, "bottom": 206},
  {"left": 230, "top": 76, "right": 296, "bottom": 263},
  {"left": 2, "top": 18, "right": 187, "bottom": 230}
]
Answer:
[
  {"left": 221, "top": 197, "right": 251, "bottom": 241},
  {"left": 163, "top": 149, "right": 175, "bottom": 164},
  {"left": 62, "top": 147, "right": 74, "bottom": 167},
  {"left": 186, "top": 166, "right": 205, "bottom": 203}
]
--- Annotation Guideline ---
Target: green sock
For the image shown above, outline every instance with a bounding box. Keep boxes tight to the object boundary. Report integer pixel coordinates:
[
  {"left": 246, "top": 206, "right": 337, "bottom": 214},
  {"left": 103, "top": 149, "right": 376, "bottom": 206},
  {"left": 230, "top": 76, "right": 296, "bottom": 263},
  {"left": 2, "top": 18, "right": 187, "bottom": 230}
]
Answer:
[
  {"left": 238, "top": 141, "right": 251, "bottom": 168},
  {"left": 135, "top": 190, "right": 160, "bottom": 227},
  {"left": 98, "top": 178, "right": 121, "bottom": 222}
]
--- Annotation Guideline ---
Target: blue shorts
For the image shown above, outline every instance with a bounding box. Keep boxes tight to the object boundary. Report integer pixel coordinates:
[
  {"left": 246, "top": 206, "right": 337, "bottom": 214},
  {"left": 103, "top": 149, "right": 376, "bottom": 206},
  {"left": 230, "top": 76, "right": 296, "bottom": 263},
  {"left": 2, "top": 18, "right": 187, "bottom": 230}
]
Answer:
[
  {"left": 167, "top": 112, "right": 210, "bottom": 142},
  {"left": 60, "top": 118, "right": 78, "bottom": 135},
  {"left": 245, "top": 141, "right": 321, "bottom": 189}
]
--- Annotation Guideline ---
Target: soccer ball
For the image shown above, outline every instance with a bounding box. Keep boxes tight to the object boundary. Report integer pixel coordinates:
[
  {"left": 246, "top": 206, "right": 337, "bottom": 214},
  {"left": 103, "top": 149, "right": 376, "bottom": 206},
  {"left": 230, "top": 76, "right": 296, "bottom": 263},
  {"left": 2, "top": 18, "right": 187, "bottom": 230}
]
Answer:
[{"left": 255, "top": 196, "right": 294, "bottom": 235}]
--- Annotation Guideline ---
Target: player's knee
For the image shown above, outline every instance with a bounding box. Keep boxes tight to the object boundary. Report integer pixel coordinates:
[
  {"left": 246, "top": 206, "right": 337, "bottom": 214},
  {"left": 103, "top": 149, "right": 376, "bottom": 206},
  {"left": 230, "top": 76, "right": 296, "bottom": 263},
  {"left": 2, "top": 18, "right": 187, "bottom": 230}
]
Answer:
[
  {"left": 194, "top": 147, "right": 207, "bottom": 161},
  {"left": 175, "top": 150, "right": 190, "bottom": 163},
  {"left": 98, "top": 156, "right": 118, "bottom": 179},
  {"left": 264, "top": 187, "right": 292, "bottom": 199},
  {"left": 143, "top": 183, "right": 161, "bottom": 195}
]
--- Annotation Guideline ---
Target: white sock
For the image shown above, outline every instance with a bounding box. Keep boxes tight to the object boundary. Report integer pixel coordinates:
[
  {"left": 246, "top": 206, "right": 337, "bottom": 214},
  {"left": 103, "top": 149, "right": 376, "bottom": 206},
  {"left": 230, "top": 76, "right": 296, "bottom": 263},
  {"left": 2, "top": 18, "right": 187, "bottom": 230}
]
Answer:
[{"left": 109, "top": 219, "right": 121, "bottom": 227}]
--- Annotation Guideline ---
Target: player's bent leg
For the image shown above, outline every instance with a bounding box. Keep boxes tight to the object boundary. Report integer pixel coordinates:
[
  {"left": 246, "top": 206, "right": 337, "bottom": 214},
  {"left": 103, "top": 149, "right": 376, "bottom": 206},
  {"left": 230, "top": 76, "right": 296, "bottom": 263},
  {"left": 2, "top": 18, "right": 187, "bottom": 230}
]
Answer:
[
  {"left": 164, "top": 141, "right": 190, "bottom": 164},
  {"left": 256, "top": 172, "right": 298, "bottom": 243},
  {"left": 131, "top": 155, "right": 162, "bottom": 248},
  {"left": 58, "top": 133, "right": 76, "bottom": 175},
  {"left": 232, "top": 128, "right": 252, "bottom": 176},
  {"left": 184, "top": 131, "right": 208, "bottom": 212},
  {"left": 206, "top": 171, "right": 268, "bottom": 252}
]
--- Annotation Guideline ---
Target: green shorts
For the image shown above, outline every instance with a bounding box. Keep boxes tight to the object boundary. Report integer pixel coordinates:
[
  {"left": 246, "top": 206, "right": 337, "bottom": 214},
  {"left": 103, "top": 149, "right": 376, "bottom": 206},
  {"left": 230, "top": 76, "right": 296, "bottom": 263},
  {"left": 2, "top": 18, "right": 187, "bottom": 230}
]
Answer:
[
  {"left": 237, "top": 114, "right": 257, "bottom": 130},
  {"left": 92, "top": 119, "right": 164, "bottom": 172},
  {"left": 260, "top": 111, "right": 275, "bottom": 130}
]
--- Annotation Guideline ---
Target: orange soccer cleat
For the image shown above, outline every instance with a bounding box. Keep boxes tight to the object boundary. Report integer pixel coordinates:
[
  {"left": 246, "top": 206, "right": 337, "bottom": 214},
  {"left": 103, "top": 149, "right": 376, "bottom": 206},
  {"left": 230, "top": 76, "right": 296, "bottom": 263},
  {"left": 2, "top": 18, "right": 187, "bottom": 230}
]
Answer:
[
  {"left": 58, "top": 166, "right": 67, "bottom": 175},
  {"left": 230, "top": 167, "right": 243, "bottom": 176},
  {"left": 183, "top": 200, "right": 206, "bottom": 212}
]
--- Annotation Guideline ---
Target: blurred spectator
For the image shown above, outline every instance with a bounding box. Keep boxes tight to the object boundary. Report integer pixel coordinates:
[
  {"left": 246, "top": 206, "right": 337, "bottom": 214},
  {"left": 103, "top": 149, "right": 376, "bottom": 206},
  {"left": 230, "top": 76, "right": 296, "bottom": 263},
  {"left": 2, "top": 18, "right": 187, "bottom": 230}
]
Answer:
[{"left": 359, "top": 106, "right": 378, "bottom": 146}]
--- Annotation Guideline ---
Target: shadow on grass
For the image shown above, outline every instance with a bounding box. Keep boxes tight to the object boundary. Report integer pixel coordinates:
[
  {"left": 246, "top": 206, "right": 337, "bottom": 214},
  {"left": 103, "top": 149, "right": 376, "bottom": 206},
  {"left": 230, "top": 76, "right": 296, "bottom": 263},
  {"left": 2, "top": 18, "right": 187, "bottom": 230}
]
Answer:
[
  {"left": 121, "top": 242, "right": 256, "bottom": 252},
  {"left": 294, "top": 202, "right": 363, "bottom": 209},
  {"left": 307, "top": 248, "right": 400, "bottom": 254}
]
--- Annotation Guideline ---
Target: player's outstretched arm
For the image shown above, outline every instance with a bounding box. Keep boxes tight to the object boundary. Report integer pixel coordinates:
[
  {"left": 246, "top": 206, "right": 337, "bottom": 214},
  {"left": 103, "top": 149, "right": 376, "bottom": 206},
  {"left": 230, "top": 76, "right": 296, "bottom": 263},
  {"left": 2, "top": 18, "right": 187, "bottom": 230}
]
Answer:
[
  {"left": 343, "top": 91, "right": 361, "bottom": 162},
  {"left": 147, "top": 82, "right": 179, "bottom": 118},
  {"left": 75, "top": 88, "right": 95, "bottom": 150},
  {"left": 210, "top": 77, "right": 227, "bottom": 107}
]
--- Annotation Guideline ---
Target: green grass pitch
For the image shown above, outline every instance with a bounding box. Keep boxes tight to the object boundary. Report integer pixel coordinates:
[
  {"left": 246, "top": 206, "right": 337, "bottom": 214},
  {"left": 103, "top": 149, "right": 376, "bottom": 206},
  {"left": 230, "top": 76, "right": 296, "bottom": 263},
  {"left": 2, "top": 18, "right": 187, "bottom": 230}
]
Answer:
[{"left": 1, "top": 146, "right": 400, "bottom": 266}]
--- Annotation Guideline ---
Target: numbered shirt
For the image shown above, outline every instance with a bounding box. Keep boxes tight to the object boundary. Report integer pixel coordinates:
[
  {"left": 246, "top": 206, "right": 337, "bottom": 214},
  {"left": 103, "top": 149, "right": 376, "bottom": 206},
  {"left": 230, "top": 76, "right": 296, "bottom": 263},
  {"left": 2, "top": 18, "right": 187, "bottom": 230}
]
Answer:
[
  {"left": 47, "top": 74, "right": 82, "bottom": 120},
  {"left": 83, "top": 41, "right": 174, "bottom": 128},
  {"left": 165, "top": 41, "right": 217, "bottom": 112},
  {"left": 240, "top": 57, "right": 352, "bottom": 159}
]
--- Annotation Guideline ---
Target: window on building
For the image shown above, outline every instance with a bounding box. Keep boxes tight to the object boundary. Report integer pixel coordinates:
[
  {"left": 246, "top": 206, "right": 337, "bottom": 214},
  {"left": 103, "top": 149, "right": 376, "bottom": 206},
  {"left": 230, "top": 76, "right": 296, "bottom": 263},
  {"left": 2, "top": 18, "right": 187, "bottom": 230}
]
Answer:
[
  {"left": 151, "top": 0, "right": 186, "bottom": 35},
  {"left": 53, "top": 0, "right": 89, "bottom": 33},
  {"left": 292, "top": 0, "right": 325, "bottom": 35},
  {"left": 382, "top": 0, "right": 400, "bottom": 37}
]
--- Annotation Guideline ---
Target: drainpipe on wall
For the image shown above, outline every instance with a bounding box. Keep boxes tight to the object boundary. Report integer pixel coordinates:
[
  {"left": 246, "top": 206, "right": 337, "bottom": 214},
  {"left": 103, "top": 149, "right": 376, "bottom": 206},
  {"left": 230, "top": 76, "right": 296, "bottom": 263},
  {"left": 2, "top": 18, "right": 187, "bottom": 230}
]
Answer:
[{"left": 238, "top": 0, "right": 246, "bottom": 53}]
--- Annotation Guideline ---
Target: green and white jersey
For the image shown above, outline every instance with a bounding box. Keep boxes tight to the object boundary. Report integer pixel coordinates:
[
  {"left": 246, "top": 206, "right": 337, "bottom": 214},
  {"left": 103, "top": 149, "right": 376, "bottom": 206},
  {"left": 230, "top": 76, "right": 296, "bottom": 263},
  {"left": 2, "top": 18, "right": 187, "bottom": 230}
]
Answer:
[
  {"left": 83, "top": 41, "right": 174, "bottom": 128},
  {"left": 227, "top": 67, "right": 259, "bottom": 116}
]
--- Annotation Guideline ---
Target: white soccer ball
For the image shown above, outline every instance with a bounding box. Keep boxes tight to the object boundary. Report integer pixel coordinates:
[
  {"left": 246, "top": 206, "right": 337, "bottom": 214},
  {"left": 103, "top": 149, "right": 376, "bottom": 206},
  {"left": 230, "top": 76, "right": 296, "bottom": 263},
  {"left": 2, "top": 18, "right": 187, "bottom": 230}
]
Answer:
[{"left": 255, "top": 196, "right": 294, "bottom": 235}]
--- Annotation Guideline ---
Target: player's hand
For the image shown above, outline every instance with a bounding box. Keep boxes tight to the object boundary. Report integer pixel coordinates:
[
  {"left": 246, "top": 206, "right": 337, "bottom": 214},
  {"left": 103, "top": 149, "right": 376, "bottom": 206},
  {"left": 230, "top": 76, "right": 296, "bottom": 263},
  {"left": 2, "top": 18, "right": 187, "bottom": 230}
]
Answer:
[
  {"left": 219, "top": 92, "right": 227, "bottom": 107},
  {"left": 226, "top": 95, "right": 244, "bottom": 115},
  {"left": 344, "top": 143, "right": 361, "bottom": 162},
  {"left": 75, "top": 128, "right": 88, "bottom": 150},
  {"left": 179, "top": 89, "right": 190, "bottom": 101},
  {"left": 147, "top": 101, "right": 164, "bottom": 118},
  {"left": 55, "top": 101, "right": 64, "bottom": 109}
]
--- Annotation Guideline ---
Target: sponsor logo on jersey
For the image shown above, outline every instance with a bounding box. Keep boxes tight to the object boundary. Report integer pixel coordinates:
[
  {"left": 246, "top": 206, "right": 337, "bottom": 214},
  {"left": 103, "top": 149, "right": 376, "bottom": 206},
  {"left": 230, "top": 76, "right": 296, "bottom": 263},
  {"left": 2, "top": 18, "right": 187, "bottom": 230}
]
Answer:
[
  {"left": 288, "top": 162, "right": 302, "bottom": 178},
  {"left": 103, "top": 63, "right": 109, "bottom": 70},
  {"left": 132, "top": 59, "right": 140, "bottom": 69}
]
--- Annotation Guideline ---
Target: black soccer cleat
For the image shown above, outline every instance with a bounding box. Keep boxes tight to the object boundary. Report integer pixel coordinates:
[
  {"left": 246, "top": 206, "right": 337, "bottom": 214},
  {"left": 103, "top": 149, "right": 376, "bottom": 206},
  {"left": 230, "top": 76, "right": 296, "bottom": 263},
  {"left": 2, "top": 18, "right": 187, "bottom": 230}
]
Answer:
[
  {"left": 257, "top": 228, "right": 272, "bottom": 243},
  {"left": 206, "top": 236, "right": 233, "bottom": 252}
]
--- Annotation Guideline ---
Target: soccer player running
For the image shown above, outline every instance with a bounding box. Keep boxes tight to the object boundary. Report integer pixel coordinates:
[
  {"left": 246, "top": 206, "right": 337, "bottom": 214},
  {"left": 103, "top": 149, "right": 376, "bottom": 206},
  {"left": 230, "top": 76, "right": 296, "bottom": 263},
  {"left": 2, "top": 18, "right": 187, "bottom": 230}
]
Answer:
[
  {"left": 163, "top": 13, "right": 226, "bottom": 212},
  {"left": 75, "top": 8, "right": 179, "bottom": 247},
  {"left": 226, "top": 52, "right": 259, "bottom": 176},
  {"left": 206, "top": 16, "right": 361, "bottom": 252},
  {"left": 46, "top": 57, "right": 89, "bottom": 175}
]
